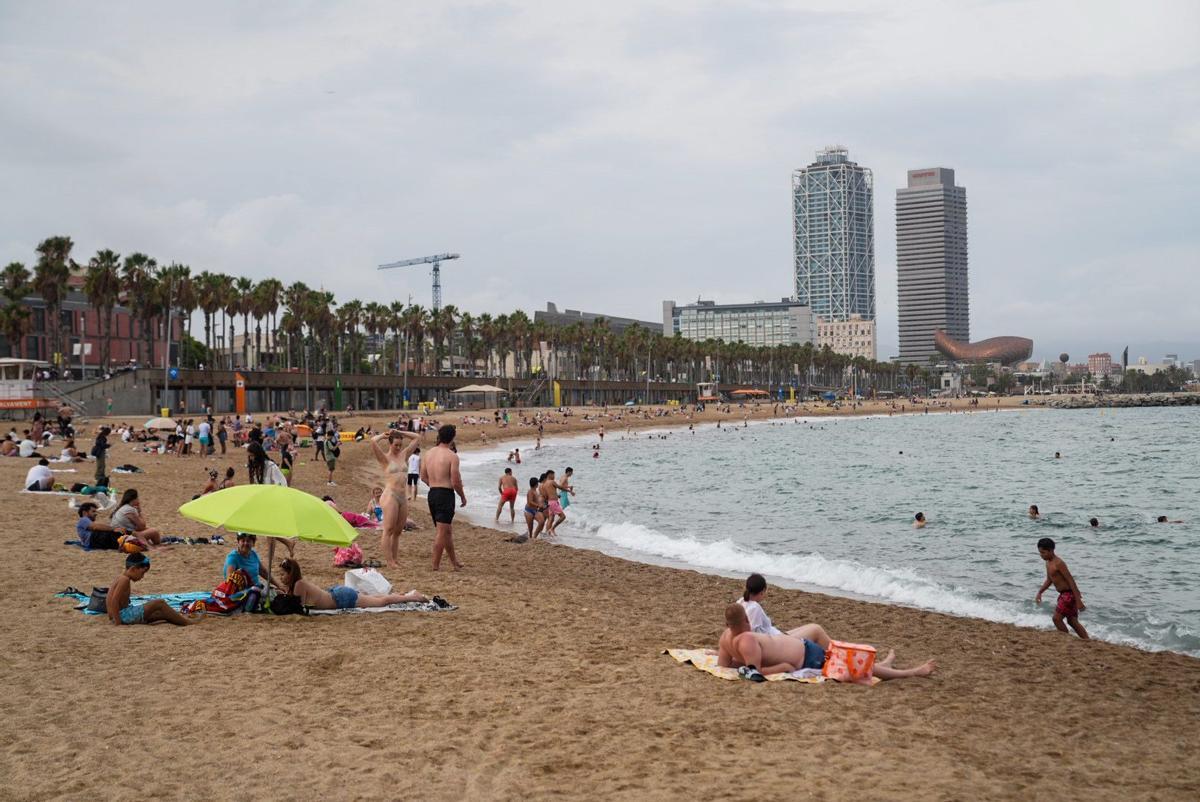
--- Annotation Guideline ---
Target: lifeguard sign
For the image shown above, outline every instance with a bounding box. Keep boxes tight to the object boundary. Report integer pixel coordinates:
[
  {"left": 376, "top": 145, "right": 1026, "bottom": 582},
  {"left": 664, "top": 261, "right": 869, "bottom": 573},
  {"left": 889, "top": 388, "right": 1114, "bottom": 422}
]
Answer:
[
  {"left": 235, "top": 373, "right": 247, "bottom": 415},
  {"left": 0, "top": 359, "right": 52, "bottom": 410}
]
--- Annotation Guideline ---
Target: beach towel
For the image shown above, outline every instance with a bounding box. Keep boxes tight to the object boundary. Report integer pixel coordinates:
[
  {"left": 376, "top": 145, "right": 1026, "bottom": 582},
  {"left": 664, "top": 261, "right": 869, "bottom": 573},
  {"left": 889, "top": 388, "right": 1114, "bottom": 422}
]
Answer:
[
  {"left": 340, "top": 511, "right": 376, "bottom": 528},
  {"left": 56, "top": 589, "right": 209, "bottom": 615},
  {"left": 24, "top": 489, "right": 116, "bottom": 508},
  {"left": 308, "top": 599, "right": 456, "bottom": 615},
  {"left": 665, "top": 648, "right": 841, "bottom": 683}
]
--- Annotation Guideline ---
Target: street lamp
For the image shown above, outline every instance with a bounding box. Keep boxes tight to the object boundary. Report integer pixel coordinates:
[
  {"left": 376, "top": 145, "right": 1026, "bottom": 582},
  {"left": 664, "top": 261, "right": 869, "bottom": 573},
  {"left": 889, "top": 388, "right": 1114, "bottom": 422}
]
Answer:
[
  {"left": 304, "top": 339, "right": 311, "bottom": 412},
  {"left": 161, "top": 274, "right": 173, "bottom": 413}
]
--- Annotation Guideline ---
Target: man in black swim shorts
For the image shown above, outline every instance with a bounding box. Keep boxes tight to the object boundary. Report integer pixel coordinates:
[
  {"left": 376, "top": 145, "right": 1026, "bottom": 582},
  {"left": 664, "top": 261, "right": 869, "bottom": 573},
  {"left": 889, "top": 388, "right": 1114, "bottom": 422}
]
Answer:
[{"left": 420, "top": 424, "right": 466, "bottom": 571}]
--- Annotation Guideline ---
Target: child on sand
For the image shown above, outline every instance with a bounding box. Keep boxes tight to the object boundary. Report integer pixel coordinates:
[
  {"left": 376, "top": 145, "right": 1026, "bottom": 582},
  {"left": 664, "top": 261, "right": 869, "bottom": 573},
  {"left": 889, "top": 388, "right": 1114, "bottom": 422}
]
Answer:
[
  {"left": 107, "top": 554, "right": 198, "bottom": 626},
  {"left": 1035, "top": 537, "right": 1088, "bottom": 639}
]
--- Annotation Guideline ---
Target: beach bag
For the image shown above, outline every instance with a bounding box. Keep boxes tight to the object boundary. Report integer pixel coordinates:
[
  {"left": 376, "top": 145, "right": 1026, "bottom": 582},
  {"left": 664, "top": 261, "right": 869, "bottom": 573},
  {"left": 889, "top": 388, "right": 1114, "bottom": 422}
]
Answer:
[
  {"left": 264, "top": 592, "right": 305, "bottom": 616},
  {"left": 206, "top": 570, "right": 252, "bottom": 614},
  {"left": 344, "top": 567, "right": 391, "bottom": 595},
  {"left": 86, "top": 587, "right": 108, "bottom": 613},
  {"left": 118, "top": 534, "right": 148, "bottom": 554},
  {"left": 822, "top": 640, "right": 877, "bottom": 685},
  {"left": 333, "top": 542, "right": 364, "bottom": 568},
  {"left": 264, "top": 462, "right": 288, "bottom": 487}
]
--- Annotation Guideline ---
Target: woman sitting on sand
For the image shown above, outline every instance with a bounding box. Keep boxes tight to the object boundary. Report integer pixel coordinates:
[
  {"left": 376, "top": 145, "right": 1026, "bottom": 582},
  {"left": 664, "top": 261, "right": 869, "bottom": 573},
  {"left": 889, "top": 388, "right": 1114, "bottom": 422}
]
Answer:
[
  {"left": 736, "top": 573, "right": 836, "bottom": 646},
  {"left": 60, "top": 439, "right": 85, "bottom": 462},
  {"left": 109, "top": 488, "right": 164, "bottom": 546},
  {"left": 277, "top": 558, "right": 429, "bottom": 610},
  {"left": 737, "top": 574, "right": 784, "bottom": 635}
]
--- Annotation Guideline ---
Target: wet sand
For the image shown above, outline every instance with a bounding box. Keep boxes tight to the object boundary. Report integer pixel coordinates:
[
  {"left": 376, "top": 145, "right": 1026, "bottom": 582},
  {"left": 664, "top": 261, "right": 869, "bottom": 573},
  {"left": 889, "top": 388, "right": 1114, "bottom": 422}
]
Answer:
[{"left": 0, "top": 402, "right": 1197, "bottom": 800}]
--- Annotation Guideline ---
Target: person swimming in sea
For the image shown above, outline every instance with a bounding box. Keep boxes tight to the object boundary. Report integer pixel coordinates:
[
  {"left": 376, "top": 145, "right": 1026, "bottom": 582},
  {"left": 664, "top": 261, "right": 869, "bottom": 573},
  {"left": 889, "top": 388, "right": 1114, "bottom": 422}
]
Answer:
[
  {"left": 1028, "top": 504, "right": 1040, "bottom": 520},
  {"left": 914, "top": 512, "right": 926, "bottom": 529}
]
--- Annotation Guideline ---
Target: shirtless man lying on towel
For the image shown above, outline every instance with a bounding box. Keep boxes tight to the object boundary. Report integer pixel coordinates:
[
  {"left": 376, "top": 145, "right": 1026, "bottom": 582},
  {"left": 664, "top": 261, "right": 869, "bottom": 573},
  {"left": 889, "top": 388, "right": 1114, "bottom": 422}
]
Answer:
[{"left": 717, "top": 604, "right": 936, "bottom": 682}]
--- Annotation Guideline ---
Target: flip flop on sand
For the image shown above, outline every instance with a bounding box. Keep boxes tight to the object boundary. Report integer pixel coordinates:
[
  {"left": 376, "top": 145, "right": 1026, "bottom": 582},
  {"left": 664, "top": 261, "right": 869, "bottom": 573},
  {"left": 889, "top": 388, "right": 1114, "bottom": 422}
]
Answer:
[{"left": 737, "top": 665, "right": 767, "bottom": 683}]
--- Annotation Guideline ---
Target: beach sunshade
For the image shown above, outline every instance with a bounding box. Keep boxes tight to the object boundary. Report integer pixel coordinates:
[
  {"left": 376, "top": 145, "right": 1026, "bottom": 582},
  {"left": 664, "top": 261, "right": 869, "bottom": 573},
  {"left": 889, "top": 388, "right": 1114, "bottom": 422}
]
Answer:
[
  {"left": 451, "top": 383, "right": 508, "bottom": 394},
  {"left": 178, "top": 485, "right": 359, "bottom": 547},
  {"left": 144, "top": 416, "right": 177, "bottom": 430}
]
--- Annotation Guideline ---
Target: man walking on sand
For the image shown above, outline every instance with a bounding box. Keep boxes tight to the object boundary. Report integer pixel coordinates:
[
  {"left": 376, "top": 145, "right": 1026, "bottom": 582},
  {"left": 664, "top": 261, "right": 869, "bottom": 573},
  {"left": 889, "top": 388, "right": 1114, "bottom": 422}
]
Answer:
[{"left": 420, "top": 424, "right": 466, "bottom": 570}]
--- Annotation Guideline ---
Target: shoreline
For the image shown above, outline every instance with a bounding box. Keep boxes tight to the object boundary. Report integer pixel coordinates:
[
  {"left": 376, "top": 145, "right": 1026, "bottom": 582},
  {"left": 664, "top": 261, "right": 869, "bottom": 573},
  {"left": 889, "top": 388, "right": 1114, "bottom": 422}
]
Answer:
[
  {"left": 452, "top": 407, "right": 1195, "bottom": 659},
  {"left": 1, "top": 400, "right": 1197, "bottom": 798}
]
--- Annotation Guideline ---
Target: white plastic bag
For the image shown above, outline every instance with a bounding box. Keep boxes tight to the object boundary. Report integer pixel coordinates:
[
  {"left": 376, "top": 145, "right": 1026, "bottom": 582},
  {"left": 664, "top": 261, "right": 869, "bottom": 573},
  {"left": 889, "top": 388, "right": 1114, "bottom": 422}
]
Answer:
[{"left": 344, "top": 568, "right": 391, "bottom": 595}]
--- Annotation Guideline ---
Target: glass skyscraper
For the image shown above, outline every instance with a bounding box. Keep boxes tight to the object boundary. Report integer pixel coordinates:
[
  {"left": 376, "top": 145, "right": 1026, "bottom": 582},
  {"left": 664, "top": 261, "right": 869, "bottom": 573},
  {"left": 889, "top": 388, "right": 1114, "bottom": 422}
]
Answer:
[
  {"left": 792, "top": 147, "right": 876, "bottom": 323},
  {"left": 895, "top": 167, "right": 968, "bottom": 365}
]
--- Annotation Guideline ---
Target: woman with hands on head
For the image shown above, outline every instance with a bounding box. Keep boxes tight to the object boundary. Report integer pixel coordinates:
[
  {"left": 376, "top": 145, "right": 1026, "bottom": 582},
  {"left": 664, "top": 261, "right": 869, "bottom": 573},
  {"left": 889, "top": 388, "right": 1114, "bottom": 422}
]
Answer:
[{"left": 371, "top": 430, "right": 421, "bottom": 568}]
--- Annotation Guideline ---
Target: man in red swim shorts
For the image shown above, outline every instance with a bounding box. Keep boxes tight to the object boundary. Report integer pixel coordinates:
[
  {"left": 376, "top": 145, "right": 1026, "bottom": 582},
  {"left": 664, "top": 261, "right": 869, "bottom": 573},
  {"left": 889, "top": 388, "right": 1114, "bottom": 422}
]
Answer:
[{"left": 495, "top": 467, "right": 520, "bottom": 523}]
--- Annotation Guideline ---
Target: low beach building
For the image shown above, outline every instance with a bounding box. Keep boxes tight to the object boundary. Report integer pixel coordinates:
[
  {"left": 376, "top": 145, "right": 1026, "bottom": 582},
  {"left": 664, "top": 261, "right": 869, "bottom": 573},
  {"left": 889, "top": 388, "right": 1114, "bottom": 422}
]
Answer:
[
  {"left": 535, "top": 302, "right": 662, "bottom": 335},
  {"left": 662, "top": 298, "right": 812, "bottom": 347},
  {"left": 815, "top": 314, "right": 877, "bottom": 360}
]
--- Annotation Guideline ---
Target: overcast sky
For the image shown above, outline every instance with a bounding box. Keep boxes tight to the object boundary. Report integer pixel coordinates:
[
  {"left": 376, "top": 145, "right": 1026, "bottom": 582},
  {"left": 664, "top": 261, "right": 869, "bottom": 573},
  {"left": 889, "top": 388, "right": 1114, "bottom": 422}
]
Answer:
[{"left": 2, "top": 1, "right": 1197, "bottom": 361}]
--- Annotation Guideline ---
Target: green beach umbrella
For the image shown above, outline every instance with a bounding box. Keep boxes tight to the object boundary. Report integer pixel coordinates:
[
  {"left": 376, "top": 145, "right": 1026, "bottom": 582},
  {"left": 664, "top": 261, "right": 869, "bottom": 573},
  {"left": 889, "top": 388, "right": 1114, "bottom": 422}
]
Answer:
[{"left": 178, "top": 484, "right": 359, "bottom": 547}]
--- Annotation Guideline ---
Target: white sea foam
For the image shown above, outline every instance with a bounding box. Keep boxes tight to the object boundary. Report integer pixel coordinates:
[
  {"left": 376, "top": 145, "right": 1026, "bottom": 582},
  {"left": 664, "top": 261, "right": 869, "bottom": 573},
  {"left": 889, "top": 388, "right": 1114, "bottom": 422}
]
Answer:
[{"left": 570, "top": 511, "right": 1049, "bottom": 629}]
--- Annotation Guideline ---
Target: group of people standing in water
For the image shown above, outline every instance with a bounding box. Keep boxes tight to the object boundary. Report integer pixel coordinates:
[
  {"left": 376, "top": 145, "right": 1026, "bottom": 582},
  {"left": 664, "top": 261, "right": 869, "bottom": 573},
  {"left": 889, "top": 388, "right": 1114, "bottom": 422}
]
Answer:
[{"left": 494, "top": 465, "right": 575, "bottom": 539}]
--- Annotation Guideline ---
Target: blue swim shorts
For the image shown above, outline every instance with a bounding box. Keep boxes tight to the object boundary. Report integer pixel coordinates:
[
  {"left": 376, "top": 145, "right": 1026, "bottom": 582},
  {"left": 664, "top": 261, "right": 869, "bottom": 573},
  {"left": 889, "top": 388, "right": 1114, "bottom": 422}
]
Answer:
[
  {"left": 802, "top": 639, "right": 826, "bottom": 670},
  {"left": 328, "top": 585, "right": 359, "bottom": 609},
  {"left": 119, "top": 604, "right": 145, "bottom": 625}
]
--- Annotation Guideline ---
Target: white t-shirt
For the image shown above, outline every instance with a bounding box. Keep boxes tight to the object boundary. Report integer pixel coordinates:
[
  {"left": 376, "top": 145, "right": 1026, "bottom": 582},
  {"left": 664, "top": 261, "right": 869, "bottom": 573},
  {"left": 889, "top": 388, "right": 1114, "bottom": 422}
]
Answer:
[
  {"left": 18, "top": 439, "right": 36, "bottom": 458},
  {"left": 737, "top": 599, "right": 783, "bottom": 636},
  {"left": 408, "top": 453, "right": 420, "bottom": 474},
  {"left": 198, "top": 421, "right": 211, "bottom": 439},
  {"left": 25, "top": 463, "right": 54, "bottom": 490}
]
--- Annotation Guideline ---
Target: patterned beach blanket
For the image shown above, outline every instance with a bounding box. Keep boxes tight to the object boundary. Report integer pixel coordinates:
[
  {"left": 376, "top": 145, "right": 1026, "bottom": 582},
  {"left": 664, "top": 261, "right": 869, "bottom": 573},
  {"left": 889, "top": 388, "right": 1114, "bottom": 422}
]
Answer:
[
  {"left": 308, "top": 599, "right": 456, "bottom": 615},
  {"left": 665, "top": 648, "right": 881, "bottom": 685},
  {"left": 56, "top": 589, "right": 209, "bottom": 614}
]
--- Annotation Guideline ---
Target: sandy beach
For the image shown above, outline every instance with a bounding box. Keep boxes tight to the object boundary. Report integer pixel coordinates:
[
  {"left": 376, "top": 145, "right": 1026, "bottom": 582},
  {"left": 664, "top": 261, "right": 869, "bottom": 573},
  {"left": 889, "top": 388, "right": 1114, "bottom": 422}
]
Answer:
[{"left": 1, "top": 401, "right": 1197, "bottom": 801}]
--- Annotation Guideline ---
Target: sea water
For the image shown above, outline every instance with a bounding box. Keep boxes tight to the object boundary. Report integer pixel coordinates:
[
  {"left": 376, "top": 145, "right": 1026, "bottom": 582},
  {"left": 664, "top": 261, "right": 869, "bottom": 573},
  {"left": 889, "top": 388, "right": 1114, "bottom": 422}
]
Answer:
[{"left": 459, "top": 406, "right": 1200, "bottom": 657}]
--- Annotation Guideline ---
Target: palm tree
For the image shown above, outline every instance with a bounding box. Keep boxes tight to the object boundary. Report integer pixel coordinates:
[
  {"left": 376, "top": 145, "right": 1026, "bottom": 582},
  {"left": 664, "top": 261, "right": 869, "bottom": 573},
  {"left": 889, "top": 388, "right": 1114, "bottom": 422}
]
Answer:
[
  {"left": 458, "top": 311, "right": 481, "bottom": 376},
  {"left": 1, "top": 262, "right": 33, "bottom": 358},
  {"left": 83, "top": 250, "right": 122, "bottom": 371},
  {"left": 156, "top": 263, "right": 191, "bottom": 369},
  {"left": 254, "top": 278, "right": 283, "bottom": 370},
  {"left": 400, "top": 305, "right": 427, "bottom": 375},
  {"left": 362, "top": 301, "right": 387, "bottom": 373},
  {"left": 428, "top": 304, "right": 458, "bottom": 375},
  {"left": 220, "top": 278, "right": 242, "bottom": 369},
  {"left": 337, "top": 299, "right": 364, "bottom": 372},
  {"left": 169, "top": 265, "right": 196, "bottom": 367},
  {"left": 476, "top": 312, "right": 496, "bottom": 376},
  {"left": 281, "top": 281, "right": 310, "bottom": 369},
  {"left": 33, "top": 235, "right": 74, "bottom": 367},
  {"left": 120, "top": 253, "right": 157, "bottom": 365},
  {"left": 195, "top": 272, "right": 225, "bottom": 368},
  {"left": 233, "top": 277, "right": 254, "bottom": 369},
  {"left": 388, "top": 301, "right": 405, "bottom": 375},
  {"left": 508, "top": 310, "right": 532, "bottom": 378}
]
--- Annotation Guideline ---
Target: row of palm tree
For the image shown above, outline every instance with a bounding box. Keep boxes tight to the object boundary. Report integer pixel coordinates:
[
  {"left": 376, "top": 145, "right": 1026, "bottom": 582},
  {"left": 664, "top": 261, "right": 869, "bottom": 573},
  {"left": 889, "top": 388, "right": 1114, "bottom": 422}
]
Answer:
[{"left": 2, "top": 236, "right": 910, "bottom": 394}]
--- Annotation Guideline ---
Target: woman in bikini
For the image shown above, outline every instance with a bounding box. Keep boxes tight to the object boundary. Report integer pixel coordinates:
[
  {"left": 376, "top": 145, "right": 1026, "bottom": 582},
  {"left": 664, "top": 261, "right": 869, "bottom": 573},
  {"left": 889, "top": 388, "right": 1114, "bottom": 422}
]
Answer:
[{"left": 371, "top": 430, "right": 421, "bottom": 568}]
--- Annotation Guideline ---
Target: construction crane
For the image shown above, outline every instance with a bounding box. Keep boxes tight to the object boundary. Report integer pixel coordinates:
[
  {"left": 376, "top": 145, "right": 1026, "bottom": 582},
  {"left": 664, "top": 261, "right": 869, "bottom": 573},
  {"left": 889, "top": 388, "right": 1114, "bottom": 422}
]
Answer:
[{"left": 377, "top": 253, "right": 460, "bottom": 311}]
